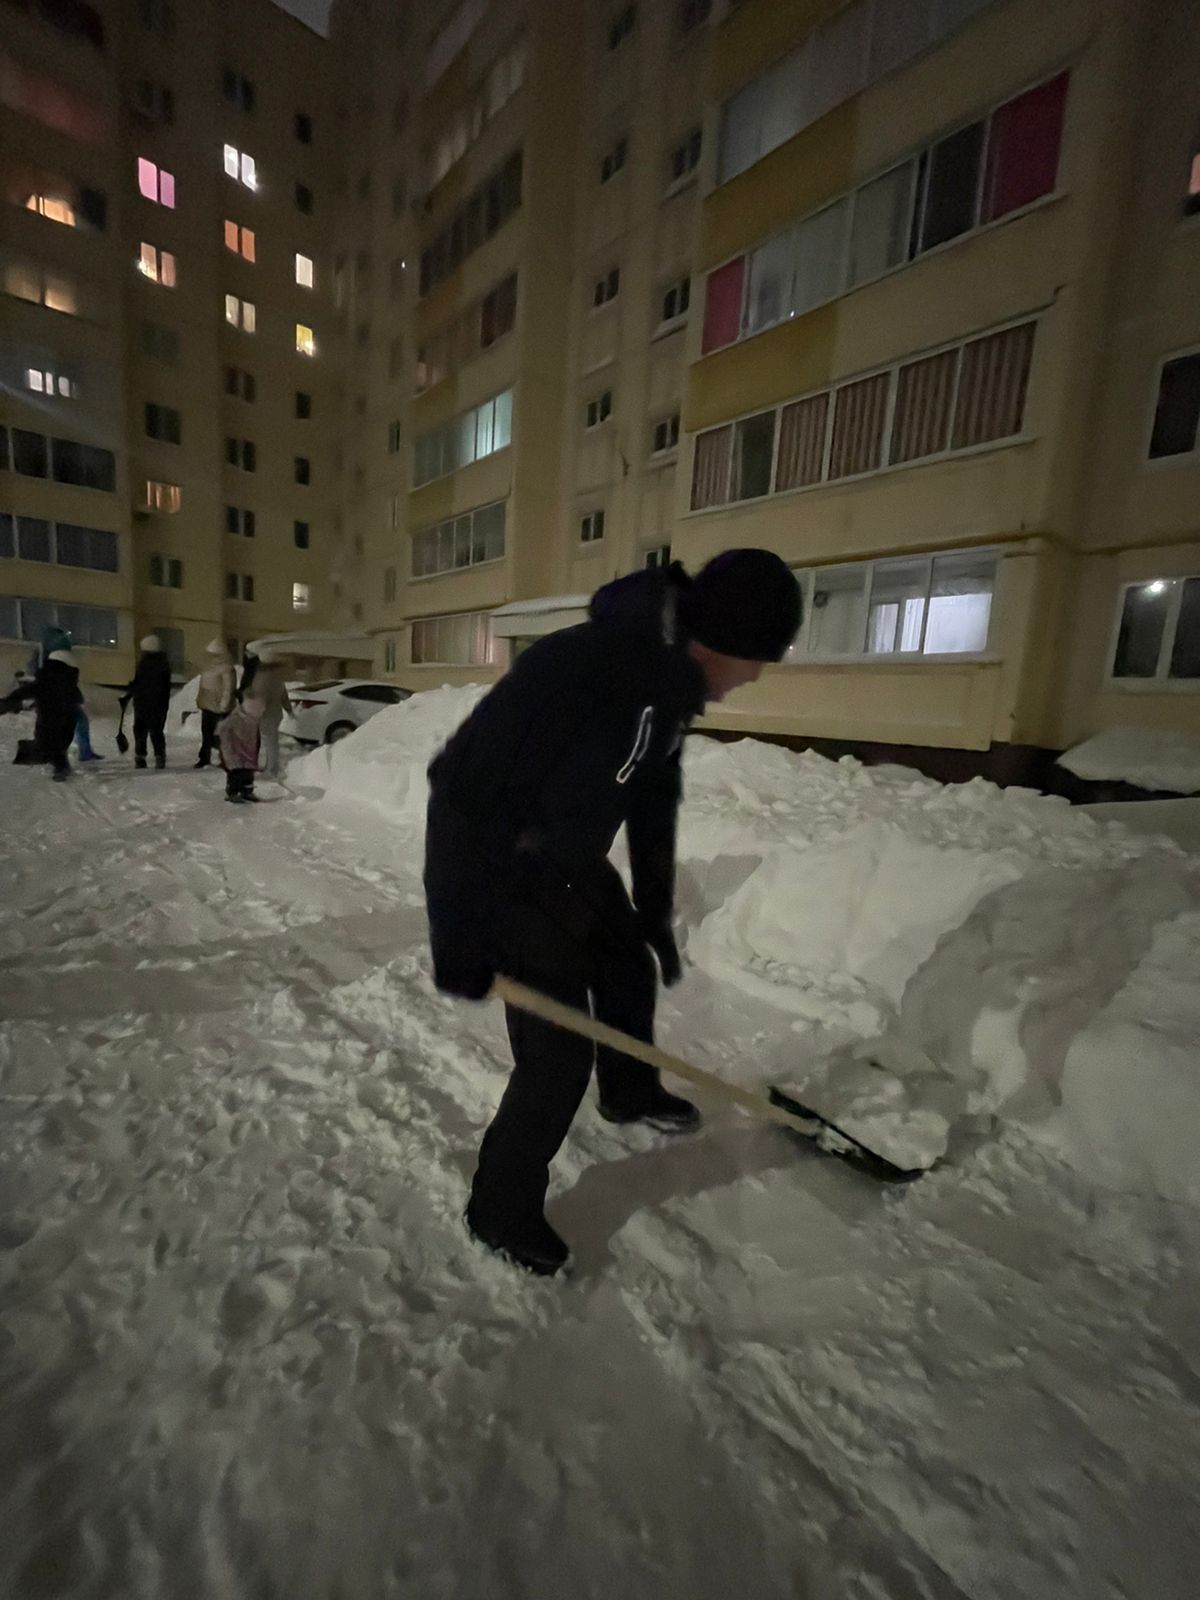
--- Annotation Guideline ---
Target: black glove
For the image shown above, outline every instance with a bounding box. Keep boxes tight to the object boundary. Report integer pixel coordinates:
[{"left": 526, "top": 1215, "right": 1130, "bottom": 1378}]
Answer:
[
  {"left": 641, "top": 920, "right": 683, "bottom": 988},
  {"left": 432, "top": 951, "right": 494, "bottom": 1002}
]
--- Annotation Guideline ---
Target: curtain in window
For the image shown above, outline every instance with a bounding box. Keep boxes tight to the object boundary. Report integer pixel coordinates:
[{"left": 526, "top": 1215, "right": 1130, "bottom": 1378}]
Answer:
[
  {"left": 952, "top": 321, "right": 1034, "bottom": 448},
  {"left": 690, "top": 425, "right": 733, "bottom": 509},
  {"left": 889, "top": 348, "right": 957, "bottom": 464},
  {"left": 828, "top": 372, "right": 889, "bottom": 478},
  {"left": 775, "top": 393, "right": 828, "bottom": 490}
]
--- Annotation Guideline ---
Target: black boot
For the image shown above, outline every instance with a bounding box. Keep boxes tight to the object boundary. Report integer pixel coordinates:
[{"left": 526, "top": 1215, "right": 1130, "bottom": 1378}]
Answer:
[
  {"left": 598, "top": 1083, "right": 701, "bottom": 1132},
  {"left": 465, "top": 1203, "right": 569, "bottom": 1276},
  {"left": 135, "top": 756, "right": 147, "bottom": 769}
]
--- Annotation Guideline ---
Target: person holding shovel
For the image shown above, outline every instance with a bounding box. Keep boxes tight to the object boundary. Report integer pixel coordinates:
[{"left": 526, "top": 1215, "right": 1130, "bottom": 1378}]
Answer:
[{"left": 425, "top": 549, "right": 802, "bottom": 1275}]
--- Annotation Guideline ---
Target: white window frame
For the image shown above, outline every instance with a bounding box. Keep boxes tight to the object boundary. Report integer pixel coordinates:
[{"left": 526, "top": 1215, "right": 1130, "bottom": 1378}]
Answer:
[
  {"left": 410, "top": 499, "right": 506, "bottom": 581},
  {"left": 585, "top": 390, "right": 613, "bottom": 429},
  {"left": 580, "top": 508, "right": 606, "bottom": 544},
  {"left": 1106, "top": 575, "right": 1200, "bottom": 691},
  {"left": 651, "top": 412, "right": 681, "bottom": 457}
]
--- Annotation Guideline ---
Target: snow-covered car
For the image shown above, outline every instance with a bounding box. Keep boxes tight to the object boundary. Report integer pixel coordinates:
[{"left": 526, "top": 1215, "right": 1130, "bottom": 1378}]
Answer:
[{"left": 280, "top": 679, "right": 411, "bottom": 745}]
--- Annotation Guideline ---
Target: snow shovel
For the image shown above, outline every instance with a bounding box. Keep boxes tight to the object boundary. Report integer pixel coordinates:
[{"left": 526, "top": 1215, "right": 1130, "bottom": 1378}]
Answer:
[
  {"left": 490, "top": 976, "right": 927, "bottom": 1183},
  {"left": 115, "top": 696, "right": 130, "bottom": 755}
]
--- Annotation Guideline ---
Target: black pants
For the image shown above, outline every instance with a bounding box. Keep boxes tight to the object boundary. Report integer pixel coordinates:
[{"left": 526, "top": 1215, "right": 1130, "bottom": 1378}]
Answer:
[
  {"left": 134, "top": 711, "right": 167, "bottom": 766},
  {"left": 197, "top": 709, "right": 223, "bottom": 765},
  {"left": 470, "top": 860, "right": 659, "bottom": 1227},
  {"left": 226, "top": 767, "right": 255, "bottom": 799}
]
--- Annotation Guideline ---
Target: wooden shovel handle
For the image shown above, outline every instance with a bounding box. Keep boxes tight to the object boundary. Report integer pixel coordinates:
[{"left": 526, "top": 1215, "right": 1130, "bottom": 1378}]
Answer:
[{"left": 491, "top": 975, "right": 807, "bottom": 1135}]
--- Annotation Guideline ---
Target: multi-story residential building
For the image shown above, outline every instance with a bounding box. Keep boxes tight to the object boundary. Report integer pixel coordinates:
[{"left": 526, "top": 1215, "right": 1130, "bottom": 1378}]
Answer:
[
  {"left": 334, "top": 0, "right": 1199, "bottom": 780},
  {"left": 1, "top": 0, "right": 340, "bottom": 688}
]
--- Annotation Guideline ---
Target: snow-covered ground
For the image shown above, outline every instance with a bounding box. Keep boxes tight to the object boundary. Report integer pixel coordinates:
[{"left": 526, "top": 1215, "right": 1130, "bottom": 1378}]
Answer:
[{"left": 2, "top": 695, "right": 1200, "bottom": 1600}]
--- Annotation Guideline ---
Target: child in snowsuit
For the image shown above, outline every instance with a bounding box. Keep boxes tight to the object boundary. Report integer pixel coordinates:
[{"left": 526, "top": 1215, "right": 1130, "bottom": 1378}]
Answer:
[
  {"left": 219, "top": 695, "right": 264, "bottom": 802},
  {"left": 124, "top": 634, "right": 172, "bottom": 768}
]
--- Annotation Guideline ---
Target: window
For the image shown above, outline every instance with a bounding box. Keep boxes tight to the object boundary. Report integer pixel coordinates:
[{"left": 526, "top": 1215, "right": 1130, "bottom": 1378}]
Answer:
[
  {"left": 384, "top": 639, "right": 397, "bottom": 673},
  {"left": 144, "top": 402, "right": 181, "bottom": 444},
  {"left": 411, "top": 500, "right": 506, "bottom": 577},
  {"left": 9, "top": 429, "right": 48, "bottom": 477},
  {"left": 224, "top": 221, "right": 256, "bottom": 261},
  {"left": 148, "top": 553, "right": 183, "bottom": 588},
  {"left": 384, "top": 566, "right": 397, "bottom": 602},
  {"left": 0, "top": 597, "right": 117, "bottom": 647},
  {"left": 294, "top": 456, "right": 310, "bottom": 485},
  {"left": 645, "top": 543, "right": 672, "bottom": 569},
  {"left": 295, "top": 111, "right": 313, "bottom": 144},
  {"left": 706, "top": 73, "right": 1068, "bottom": 351},
  {"left": 222, "top": 68, "right": 255, "bottom": 112},
  {"left": 293, "top": 520, "right": 310, "bottom": 550},
  {"left": 419, "top": 151, "right": 523, "bottom": 296},
  {"left": 226, "top": 572, "right": 254, "bottom": 602},
  {"left": 24, "top": 367, "right": 79, "bottom": 400},
  {"left": 677, "top": 0, "right": 711, "bottom": 35},
  {"left": 292, "top": 582, "right": 310, "bottom": 612},
  {"left": 580, "top": 508, "right": 606, "bottom": 543},
  {"left": 141, "top": 320, "right": 178, "bottom": 364},
  {"left": 585, "top": 391, "right": 613, "bottom": 428},
  {"left": 225, "top": 295, "right": 256, "bottom": 332},
  {"left": 387, "top": 421, "right": 402, "bottom": 454},
  {"left": 410, "top": 611, "right": 498, "bottom": 666},
  {"left": 592, "top": 268, "right": 620, "bottom": 309},
  {"left": 652, "top": 414, "right": 680, "bottom": 454},
  {"left": 660, "top": 276, "right": 691, "bottom": 324},
  {"left": 1111, "top": 577, "right": 1200, "bottom": 682},
  {"left": 144, "top": 479, "right": 181, "bottom": 513},
  {"left": 1187, "top": 133, "right": 1200, "bottom": 217},
  {"left": 787, "top": 550, "right": 997, "bottom": 662},
  {"left": 223, "top": 145, "right": 257, "bottom": 190},
  {"left": 608, "top": 5, "right": 636, "bottom": 50},
  {"left": 731, "top": 411, "right": 775, "bottom": 499},
  {"left": 50, "top": 437, "right": 115, "bottom": 491},
  {"left": 295, "top": 323, "right": 316, "bottom": 357},
  {"left": 133, "top": 79, "right": 174, "bottom": 124},
  {"left": 138, "top": 241, "right": 176, "bottom": 286},
  {"left": 0, "top": 515, "right": 116, "bottom": 572},
  {"left": 294, "top": 253, "right": 314, "bottom": 289},
  {"left": 226, "top": 506, "right": 255, "bottom": 537},
  {"left": 295, "top": 391, "right": 311, "bottom": 420},
  {"left": 225, "top": 437, "right": 255, "bottom": 472},
  {"left": 668, "top": 127, "right": 702, "bottom": 186},
  {"left": 413, "top": 389, "right": 514, "bottom": 486},
  {"left": 224, "top": 366, "right": 256, "bottom": 401},
  {"left": 1148, "top": 351, "right": 1200, "bottom": 460},
  {"left": 481, "top": 273, "right": 518, "bottom": 347},
  {"left": 3, "top": 261, "right": 78, "bottom": 316},
  {"left": 690, "top": 319, "right": 1035, "bottom": 508},
  {"left": 22, "top": 182, "right": 106, "bottom": 233},
  {"left": 600, "top": 137, "right": 628, "bottom": 184},
  {"left": 428, "top": 36, "right": 527, "bottom": 188},
  {"left": 137, "top": 158, "right": 175, "bottom": 208},
  {"left": 295, "top": 183, "right": 313, "bottom": 213}
]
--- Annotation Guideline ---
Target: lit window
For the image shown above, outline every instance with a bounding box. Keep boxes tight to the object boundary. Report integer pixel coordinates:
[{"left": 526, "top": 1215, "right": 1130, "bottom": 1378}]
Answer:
[
  {"left": 224, "top": 221, "right": 255, "bottom": 260},
  {"left": 292, "top": 581, "right": 310, "bottom": 611},
  {"left": 144, "top": 479, "right": 182, "bottom": 513},
  {"left": 138, "top": 242, "right": 176, "bottom": 286},
  {"left": 295, "top": 253, "right": 314, "bottom": 288},
  {"left": 26, "top": 193, "right": 77, "bottom": 227},
  {"left": 137, "top": 158, "right": 175, "bottom": 207},
  {"left": 295, "top": 323, "right": 315, "bottom": 356},
  {"left": 225, "top": 295, "right": 256, "bottom": 331},
  {"left": 223, "top": 145, "right": 256, "bottom": 189}
]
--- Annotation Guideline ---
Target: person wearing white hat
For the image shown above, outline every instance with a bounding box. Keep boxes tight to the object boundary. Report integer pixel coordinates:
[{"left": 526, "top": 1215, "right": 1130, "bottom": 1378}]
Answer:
[
  {"left": 193, "top": 639, "right": 236, "bottom": 768},
  {"left": 123, "top": 635, "right": 172, "bottom": 769}
]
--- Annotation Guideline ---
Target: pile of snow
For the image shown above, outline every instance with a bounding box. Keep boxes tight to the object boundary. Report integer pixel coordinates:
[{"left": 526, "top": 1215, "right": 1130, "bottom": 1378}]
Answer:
[
  {"left": 1058, "top": 725, "right": 1200, "bottom": 794},
  {"left": 289, "top": 684, "right": 487, "bottom": 822},
  {"left": 304, "top": 689, "right": 1200, "bottom": 1201}
]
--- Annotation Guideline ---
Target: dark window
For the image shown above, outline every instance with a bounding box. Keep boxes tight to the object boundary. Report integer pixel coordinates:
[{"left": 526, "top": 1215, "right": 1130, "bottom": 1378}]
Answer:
[
  {"left": 295, "top": 111, "right": 313, "bottom": 144},
  {"left": 0, "top": 513, "right": 12, "bottom": 558},
  {"left": 481, "top": 273, "right": 518, "bottom": 346},
  {"left": 226, "top": 571, "right": 238, "bottom": 599},
  {"left": 1171, "top": 579, "right": 1200, "bottom": 678},
  {"left": 1187, "top": 130, "right": 1200, "bottom": 217},
  {"left": 243, "top": 574, "right": 254, "bottom": 602},
  {"left": 78, "top": 185, "right": 107, "bottom": 231},
  {"left": 295, "top": 391, "right": 311, "bottom": 419},
  {"left": 12, "top": 429, "right": 49, "bottom": 478},
  {"left": 242, "top": 441, "right": 255, "bottom": 472},
  {"left": 225, "top": 437, "right": 238, "bottom": 465},
  {"left": 919, "top": 121, "right": 985, "bottom": 251},
  {"left": 145, "top": 402, "right": 181, "bottom": 444},
  {"left": 295, "top": 183, "right": 313, "bottom": 214},
  {"left": 244, "top": 509, "right": 255, "bottom": 536},
  {"left": 1113, "top": 584, "right": 1171, "bottom": 679},
  {"left": 669, "top": 127, "right": 702, "bottom": 184},
  {"left": 294, "top": 519, "right": 309, "bottom": 549},
  {"left": 225, "top": 504, "right": 239, "bottom": 533},
  {"left": 52, "top": 438, "right": 115, "bottom": 491},
  {"left": 732, "top": 410, "right": 776, "bottom": 499},
  {"left": 678, "top": 0, "right": 711, "bottom": 34},
  {"left": 294, "top": 456, "right": 310, "bottom": 485},
  {"left": 17, "top": 516, "right": 51, "bottom": 562},
  {"left": 1148, "top": 352, "right": 1200, "bottom": 459},
  {"left": 224, "top": 365, "right": 239, "bottom": 396},
  {"left": 56, "top": 523, "right": 117, "bottom": 572},
  {"left": 222, "top": 68, "right": 254, "bottom": 112}
]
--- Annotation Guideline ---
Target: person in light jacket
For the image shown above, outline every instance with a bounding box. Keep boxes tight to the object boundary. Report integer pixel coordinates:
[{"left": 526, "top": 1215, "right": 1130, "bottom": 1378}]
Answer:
[
  {"left": 219, "top": 694, "right": 264, "bottom": 803},
  {"left": 253, "top": 650, "right": 293, "bottom": 780},
  {"left": 193, "top": 639, "right": 236, "bottom": 768}
]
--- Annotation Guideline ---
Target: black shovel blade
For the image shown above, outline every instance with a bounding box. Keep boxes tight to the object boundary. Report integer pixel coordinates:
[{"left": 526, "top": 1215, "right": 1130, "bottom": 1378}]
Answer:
[
  {"left": 115, "top": 732, "right": 129, "bottom": 754},
  {"left": 768, "top": 1085, "right": 929, "bottom": 1184}
]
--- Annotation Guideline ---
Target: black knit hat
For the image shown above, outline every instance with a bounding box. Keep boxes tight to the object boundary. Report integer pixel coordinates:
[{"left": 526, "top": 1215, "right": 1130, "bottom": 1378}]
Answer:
[{"left": 681, "top": 549, "right": 802, "bottom": 662}]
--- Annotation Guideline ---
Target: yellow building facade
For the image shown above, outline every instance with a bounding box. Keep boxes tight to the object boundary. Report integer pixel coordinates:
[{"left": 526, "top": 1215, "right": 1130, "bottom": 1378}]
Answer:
[{"left": 1, "top": 0, "right": 340, "bottom": 691}]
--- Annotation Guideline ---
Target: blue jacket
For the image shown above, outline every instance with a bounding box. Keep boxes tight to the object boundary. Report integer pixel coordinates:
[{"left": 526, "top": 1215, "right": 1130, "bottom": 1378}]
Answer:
[{"left": 425, "top": 566, "right": 706, "bottom": 991}]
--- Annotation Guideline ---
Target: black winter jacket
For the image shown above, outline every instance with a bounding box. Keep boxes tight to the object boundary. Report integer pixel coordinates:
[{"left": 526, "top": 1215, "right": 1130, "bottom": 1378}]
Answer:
[
  {"left": 32, "top": 658, "right": 82, "bottom": 749},
  {"left": 424, "top": 567, "right": 706, "bottom": 992},
  {"left": 127, "top": 651, "right": 172, "bottom": 718}
]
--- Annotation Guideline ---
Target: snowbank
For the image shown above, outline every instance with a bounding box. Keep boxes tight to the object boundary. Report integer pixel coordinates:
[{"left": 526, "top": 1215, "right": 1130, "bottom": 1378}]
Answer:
[
  {"left": 1058, "top": 725, "right": 1200, "bottom": 794},
  {"left": 305, "top": 688, "right": 1200, "bottom": 1202}
]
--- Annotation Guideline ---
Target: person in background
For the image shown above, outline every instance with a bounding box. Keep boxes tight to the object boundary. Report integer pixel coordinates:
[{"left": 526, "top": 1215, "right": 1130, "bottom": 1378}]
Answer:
[
  {"left": 32, "top": 648, "right": 83, "bottom": 782},
  {"left": 27, "top": 625, "right": 102, "bottom": 762},
  {"left": 238, "top": 649, "right": 260, "bottom": 702},
  {"left": 219, "top": 694, "right": 264, "bottom": 803},
  {"left": 193, "top": 639, "right": 236, "bottom": 769},
  {"left": 253, "top": 649, "right": 293, "bottom": 780},
  {"left": 125, "top": 634, "right": 172, "bottom": 770}
]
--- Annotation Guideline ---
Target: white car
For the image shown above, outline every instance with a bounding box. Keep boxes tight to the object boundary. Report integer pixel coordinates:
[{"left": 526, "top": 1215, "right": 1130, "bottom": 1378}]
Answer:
[{"left": 280, "top": 678, "right": 411, "bottom": 745}]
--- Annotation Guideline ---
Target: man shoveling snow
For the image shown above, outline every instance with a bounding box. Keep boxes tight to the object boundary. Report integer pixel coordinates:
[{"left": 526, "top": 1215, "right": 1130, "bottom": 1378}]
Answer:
[{"left": 425, "top": 549, "right": 802, "bottom": 1274}]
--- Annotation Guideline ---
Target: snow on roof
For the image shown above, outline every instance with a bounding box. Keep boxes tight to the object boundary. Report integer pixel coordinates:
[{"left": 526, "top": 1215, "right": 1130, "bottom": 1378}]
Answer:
[
  {"left": 490, "top": 595, "right": 590, "bottom": 619},
  {"left": 247, "top": 631, "right": 372, "bottom": 658}
]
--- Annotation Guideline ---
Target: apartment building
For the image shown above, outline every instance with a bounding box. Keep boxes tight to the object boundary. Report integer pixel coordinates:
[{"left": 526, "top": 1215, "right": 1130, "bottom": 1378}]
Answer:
[
  {"left": 675, "top": 0, "right": 1200, "bottom": 771},
  {"left": 1, "top": 0, "right": 339, "bottom": 688},
  {"left": 329, "top": 0, "right": 714, "bottom": 687}
]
